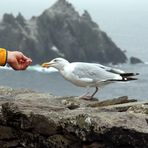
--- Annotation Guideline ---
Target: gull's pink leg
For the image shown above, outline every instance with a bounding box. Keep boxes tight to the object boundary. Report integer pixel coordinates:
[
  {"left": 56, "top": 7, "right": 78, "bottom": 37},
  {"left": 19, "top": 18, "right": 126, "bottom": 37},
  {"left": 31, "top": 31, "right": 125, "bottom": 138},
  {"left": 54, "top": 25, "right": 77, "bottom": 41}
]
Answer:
[{"left": 79, "top": 87, "right": 99, "bottom": 101}]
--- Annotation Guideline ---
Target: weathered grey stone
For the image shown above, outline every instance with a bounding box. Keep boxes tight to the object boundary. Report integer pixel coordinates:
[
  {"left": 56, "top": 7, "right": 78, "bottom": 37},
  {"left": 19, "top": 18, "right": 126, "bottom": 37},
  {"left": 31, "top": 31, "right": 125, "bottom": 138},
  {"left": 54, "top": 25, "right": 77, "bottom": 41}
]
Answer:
[
  {"left": 0, "top": 126, "right": 16, "bottom": 140},
  {"left": 0, "top": 140, "right": 19, "bottom": 148},
  {"left": 0, "top": 86, "right": 148, "bottom": 148},
  {"left": 30, "top": 114, "right": 60, "bottom": 136},
  {"left": 128, "top": 103, "right": 148, "bottom": 114},
  {"left": 87, "top": 96, "right": 137, "bottom": 108}
]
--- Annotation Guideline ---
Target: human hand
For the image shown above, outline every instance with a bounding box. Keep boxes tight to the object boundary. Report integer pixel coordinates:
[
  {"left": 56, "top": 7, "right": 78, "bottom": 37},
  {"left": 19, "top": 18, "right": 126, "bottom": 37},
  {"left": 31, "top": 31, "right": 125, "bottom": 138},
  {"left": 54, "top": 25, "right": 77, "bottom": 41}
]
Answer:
[{"left": 7, "top": 51, "right": 32, "bottom": 70}]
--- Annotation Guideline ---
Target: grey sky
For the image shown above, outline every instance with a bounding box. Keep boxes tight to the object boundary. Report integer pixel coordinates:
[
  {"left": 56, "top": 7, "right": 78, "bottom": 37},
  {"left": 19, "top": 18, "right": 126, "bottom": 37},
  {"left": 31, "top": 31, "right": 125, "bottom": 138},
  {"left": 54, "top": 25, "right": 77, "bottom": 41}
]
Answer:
[
  {"left": 0, "top": 0, "right": 147, "bottom": 19},
  {"left": 0, "top": 0, "right": 55, "bottom": 19}
]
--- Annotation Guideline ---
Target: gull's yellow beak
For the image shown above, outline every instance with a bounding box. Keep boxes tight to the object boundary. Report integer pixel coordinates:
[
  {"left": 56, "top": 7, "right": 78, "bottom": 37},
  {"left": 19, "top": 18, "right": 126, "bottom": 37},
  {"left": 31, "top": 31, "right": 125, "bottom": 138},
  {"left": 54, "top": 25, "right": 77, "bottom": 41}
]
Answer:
[{"left": 41, "top": 62, "right": 50, "bottom": 68}]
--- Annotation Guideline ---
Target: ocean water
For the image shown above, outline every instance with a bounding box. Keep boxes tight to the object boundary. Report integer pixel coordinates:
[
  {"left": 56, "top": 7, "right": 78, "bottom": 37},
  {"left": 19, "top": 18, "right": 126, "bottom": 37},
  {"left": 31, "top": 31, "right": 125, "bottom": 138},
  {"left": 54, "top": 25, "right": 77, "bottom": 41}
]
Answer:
[{"left": 0, "top": 63, "right": 147, "bottom": 101}]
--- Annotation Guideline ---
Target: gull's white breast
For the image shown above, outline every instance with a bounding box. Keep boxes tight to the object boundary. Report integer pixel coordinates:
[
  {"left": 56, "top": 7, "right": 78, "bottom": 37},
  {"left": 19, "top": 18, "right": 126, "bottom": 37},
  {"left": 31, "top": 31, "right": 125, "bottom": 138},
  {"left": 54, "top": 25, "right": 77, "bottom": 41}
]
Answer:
[{"left": 60, "top": 63, "right": 94, "bottom": 87}]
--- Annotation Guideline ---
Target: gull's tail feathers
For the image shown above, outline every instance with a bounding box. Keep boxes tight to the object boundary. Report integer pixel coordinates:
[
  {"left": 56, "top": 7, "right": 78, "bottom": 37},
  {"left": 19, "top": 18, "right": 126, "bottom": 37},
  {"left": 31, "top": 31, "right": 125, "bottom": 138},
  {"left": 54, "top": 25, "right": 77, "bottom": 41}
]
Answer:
[
  {"left": 109, "top": 73, "right": 139, "bottom": 82},
  {"left": 120, "top": 73, "right": 139, "bottom": 77},
  {"left": 120, "top": 72, "right": 139, "bottom": 81}
]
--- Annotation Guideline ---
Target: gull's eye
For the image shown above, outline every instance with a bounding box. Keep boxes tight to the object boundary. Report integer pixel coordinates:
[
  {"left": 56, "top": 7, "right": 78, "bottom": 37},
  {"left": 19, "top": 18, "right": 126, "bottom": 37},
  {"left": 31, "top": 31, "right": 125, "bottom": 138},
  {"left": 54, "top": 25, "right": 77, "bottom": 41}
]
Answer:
[{"left": 54, "top": 59, "right": 58, "bottom": 62}]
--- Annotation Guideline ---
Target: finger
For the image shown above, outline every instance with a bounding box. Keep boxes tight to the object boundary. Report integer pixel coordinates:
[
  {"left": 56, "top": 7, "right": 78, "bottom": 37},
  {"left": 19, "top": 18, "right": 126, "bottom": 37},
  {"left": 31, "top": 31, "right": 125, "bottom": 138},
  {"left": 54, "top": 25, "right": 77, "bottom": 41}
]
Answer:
[
  {"left": 27, "top": 58, "right": 32, "bottom": 63},
  {"left": 17, "top": 52, "right": 30, "bottom": 61},
  {"left": 21, "top": 55, "right": 32, "bottom": 62},
  {"left": 18, "top": 57, "right": 32, "bottom": 65}
]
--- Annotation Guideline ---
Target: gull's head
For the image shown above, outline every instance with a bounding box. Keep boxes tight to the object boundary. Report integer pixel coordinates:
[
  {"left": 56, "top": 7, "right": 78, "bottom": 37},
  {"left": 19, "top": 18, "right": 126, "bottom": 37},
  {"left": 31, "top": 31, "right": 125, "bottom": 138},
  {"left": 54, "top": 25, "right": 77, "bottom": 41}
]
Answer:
[{"left": 41, "top": 58, "right": 69, "bottom": 70}]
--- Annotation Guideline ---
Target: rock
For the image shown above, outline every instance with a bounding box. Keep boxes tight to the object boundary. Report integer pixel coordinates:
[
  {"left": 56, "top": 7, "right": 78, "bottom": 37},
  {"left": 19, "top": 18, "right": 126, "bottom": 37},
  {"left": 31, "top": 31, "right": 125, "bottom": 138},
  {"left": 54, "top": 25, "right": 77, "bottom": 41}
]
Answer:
[
  {"left": 0, "top": 126, "right": 16, "bottom": 140},
  {"left": 130, "top": 56, "right": 144, "bottom": 64},
  {"left": 87, "top": 96, "right": 137, "bottom": 108},
  {"left": 0, "top": 0, "right": 127, "bottom": 64},
  {"left": 128, "top": 103, "right": 148, "bottom": 114},
  {"left": 0, "top": 86, "right": 148, "bottom": 148}
]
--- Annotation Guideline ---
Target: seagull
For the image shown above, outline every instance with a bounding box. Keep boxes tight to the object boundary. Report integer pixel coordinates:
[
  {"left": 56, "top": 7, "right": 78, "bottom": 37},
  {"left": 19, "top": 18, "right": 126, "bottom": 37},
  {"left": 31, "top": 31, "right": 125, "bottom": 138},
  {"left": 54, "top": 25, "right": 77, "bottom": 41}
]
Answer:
[{"left": 41, "top": 58, "right": 139, "bottom": 100}]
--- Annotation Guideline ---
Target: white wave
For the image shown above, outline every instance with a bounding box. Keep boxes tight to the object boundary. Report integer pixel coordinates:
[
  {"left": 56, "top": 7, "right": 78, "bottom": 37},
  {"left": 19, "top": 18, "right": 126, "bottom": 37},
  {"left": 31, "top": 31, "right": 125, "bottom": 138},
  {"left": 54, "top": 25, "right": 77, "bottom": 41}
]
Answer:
[
  {"left": 27, "top": 65, "right": 57, "bottom": 73},
  {"left": 0, "top": 65, "right": 12, "bottom": 70},
  {"left": 0, "top": 64, "right": 57, "bottom": 73}
]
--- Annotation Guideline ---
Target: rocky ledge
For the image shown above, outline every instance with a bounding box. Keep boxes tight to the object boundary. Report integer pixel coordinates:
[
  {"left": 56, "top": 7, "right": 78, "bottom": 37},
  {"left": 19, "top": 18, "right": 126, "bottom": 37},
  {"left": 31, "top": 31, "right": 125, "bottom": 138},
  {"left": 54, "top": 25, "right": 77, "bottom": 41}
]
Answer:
[{"left": 0, "top": 86, "right": 148, "bottom": 148}]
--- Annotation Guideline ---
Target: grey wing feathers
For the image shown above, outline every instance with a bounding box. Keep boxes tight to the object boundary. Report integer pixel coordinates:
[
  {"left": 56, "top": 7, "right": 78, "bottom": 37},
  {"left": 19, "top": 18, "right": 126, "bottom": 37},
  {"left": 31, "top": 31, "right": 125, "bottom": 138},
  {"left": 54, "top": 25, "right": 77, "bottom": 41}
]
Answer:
[
  {"left": 92, "top": 63, "right": 139, "bottom": 80},
  {"left": 95, "top": 64, "right": 125, "bottom": 74},
  {"left": 72, "top": 63, "right": 121, "bottom": 80},
  {"left": 72, "top": 63, "right": 100, "bottom": 79},
  {"left": 72, "top": 62, "right": 139, "bottom": 82}
]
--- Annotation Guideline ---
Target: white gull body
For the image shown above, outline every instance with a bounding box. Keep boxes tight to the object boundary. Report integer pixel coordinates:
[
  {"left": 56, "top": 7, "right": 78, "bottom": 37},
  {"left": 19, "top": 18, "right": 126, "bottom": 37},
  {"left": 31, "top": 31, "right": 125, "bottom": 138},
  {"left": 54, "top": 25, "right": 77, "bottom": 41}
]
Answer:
[{"left": 42, "top": 58, "right": 138, "bottom": 99}]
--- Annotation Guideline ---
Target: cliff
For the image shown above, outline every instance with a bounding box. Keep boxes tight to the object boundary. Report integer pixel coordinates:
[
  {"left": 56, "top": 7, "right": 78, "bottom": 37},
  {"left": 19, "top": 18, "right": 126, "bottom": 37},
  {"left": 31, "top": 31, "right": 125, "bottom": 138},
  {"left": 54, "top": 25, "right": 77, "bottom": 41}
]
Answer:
[
  {"left": 0, "top": 0, "right": 127, "bottom": 64},
  {"left": 0, "top": 86, "right": 148, "bottom": 148}
]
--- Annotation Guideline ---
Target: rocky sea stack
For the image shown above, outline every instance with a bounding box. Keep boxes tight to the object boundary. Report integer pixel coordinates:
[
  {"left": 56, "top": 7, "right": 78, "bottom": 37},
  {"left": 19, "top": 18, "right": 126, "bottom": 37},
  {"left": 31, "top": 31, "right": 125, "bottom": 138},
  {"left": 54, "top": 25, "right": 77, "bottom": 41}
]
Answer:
[
  {"left": 0, "top": 0, "right": 127, "bottom": 64},
  {"left": 130, "top": 56, "right": 144, "bottom": 64},
  {"left": 0, "top": 87, "right": 148, "bottom": 148}
]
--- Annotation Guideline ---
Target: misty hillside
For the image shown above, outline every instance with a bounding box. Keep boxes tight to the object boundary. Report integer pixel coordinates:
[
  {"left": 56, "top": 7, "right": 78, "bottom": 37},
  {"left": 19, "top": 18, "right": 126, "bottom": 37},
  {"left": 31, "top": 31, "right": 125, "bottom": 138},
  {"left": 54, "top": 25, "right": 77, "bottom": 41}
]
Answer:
[{"left": 0, "top": 0, "right": 127, "bottom": 64}]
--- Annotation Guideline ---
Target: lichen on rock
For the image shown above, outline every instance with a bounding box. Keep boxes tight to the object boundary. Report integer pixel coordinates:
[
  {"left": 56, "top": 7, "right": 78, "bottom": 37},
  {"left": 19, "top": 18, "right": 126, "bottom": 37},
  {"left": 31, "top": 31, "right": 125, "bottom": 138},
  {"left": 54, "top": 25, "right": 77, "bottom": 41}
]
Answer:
[{"left": 0, "top": 87, "right": 148, "bottom": 148}]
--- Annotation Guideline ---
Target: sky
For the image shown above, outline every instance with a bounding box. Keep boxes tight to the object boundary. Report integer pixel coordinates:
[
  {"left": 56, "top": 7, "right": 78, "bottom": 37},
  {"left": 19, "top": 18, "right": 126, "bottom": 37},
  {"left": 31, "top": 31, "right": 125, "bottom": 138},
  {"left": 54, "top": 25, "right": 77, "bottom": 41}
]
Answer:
[
  {"left": 0, "top": 0, "right": 147, "bottom": 19},
  {"left": 0, "top": 0, "right": 148, "bottom": 61},
  {"left": 0, "top": 0, "right": 55, "bottom": 19}
]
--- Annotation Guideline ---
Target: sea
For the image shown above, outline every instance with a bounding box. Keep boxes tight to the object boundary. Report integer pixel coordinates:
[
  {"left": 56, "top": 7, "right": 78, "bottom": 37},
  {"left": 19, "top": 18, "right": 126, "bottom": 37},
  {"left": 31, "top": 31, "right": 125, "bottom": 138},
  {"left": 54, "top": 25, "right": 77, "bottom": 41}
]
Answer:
[{"left": 0, "top": 63, "right": 147, "bottom": 101}]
